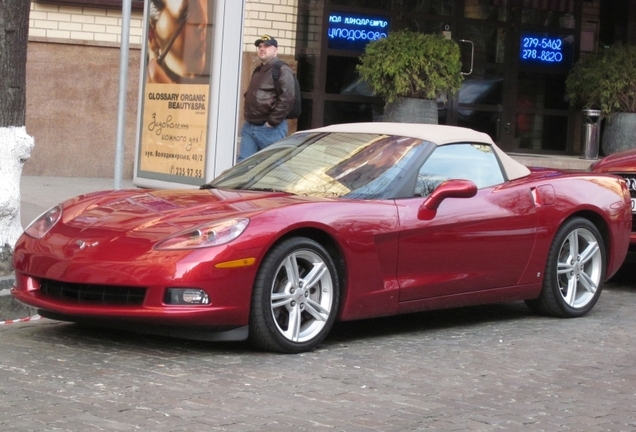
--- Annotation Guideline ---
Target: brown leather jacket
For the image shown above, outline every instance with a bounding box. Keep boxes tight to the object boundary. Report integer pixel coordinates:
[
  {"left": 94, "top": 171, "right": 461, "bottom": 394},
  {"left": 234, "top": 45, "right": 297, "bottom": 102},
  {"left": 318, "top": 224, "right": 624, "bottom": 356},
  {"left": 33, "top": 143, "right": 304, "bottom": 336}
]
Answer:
[{"left": 243, "top": 57, "right": 295, "bottom": 127}]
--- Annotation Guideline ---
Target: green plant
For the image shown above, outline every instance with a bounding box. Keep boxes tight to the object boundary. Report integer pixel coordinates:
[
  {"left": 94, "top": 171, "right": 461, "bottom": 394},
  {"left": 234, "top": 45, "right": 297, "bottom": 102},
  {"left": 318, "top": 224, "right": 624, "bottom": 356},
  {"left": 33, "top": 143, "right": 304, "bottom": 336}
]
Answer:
[
  {"left": 565, "top": 44, "right": 636, "bottom": 115},
  {"left": 356, "top": 30, "right": 463, "bottom": 103}
]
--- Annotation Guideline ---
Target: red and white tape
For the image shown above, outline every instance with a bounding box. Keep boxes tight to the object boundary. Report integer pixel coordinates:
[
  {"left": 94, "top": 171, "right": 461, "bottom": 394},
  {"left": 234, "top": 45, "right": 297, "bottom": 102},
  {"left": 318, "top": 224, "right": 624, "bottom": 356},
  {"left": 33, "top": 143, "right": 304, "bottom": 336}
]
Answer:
[{"left": 0, "top": 314, "right": 41, "bottom": 325}]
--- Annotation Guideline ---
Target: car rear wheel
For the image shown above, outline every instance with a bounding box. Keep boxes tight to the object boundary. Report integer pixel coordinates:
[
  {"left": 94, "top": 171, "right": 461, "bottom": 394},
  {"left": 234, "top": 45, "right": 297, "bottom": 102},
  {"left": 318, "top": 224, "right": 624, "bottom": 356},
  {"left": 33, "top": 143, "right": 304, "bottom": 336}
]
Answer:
[
  {"left": 249, "top": 237, "right": 340, "bottom": 353},
  {"left": 525, "top": 217, "right": 605, "bottom": 317}
]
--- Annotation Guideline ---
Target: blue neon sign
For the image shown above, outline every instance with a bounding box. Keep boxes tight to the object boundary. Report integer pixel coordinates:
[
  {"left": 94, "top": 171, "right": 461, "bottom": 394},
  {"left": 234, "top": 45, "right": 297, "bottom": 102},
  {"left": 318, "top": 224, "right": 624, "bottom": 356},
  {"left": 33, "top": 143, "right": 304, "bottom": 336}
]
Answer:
[
  {"left": 520, "top": 33, "right": 573, "bottom": 68},
  {"left": 328, "top": 12, "right": 390, "bottom": 52}
]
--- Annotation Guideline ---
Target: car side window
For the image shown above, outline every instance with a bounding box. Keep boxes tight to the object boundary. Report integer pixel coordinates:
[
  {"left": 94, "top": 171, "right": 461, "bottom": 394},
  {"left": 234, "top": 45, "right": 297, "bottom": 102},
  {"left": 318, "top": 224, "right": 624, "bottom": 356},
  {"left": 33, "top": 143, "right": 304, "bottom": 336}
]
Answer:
[{"left": 414, "top": 143, "right": 505, "bottom": 197}]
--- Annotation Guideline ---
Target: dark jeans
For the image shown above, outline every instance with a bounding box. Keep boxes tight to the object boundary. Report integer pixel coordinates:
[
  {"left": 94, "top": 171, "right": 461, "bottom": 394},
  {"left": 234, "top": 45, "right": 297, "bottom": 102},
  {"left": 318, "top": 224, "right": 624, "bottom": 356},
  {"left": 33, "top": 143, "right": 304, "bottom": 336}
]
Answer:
[{"left": 237, "top": 121, "right": 288, "bottom": 162}]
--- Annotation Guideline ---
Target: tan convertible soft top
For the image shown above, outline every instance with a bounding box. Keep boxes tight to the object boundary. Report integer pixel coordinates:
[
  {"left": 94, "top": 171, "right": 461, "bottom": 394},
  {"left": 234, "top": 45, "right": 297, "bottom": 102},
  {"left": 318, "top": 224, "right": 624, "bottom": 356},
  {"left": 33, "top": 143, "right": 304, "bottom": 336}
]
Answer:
[{"left": 310, "top": 122, "right": 531, "bottom": 181}]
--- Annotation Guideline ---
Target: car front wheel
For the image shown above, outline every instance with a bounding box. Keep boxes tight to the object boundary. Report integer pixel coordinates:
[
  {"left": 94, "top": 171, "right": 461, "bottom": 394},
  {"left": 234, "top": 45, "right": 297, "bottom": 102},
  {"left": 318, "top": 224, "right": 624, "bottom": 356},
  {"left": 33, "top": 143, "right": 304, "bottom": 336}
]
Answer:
[
  {"left": 526, "top": 217, "right": 605, "bottom": 317},
  {"left": 249, "top": 237, "right": 340, "bottom": 353}
]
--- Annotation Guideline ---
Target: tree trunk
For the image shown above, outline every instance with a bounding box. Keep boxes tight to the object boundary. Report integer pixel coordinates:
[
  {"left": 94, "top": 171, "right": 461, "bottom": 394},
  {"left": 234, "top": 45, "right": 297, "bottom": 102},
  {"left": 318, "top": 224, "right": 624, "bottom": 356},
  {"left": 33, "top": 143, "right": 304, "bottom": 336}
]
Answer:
[
  {"left": 0, "top": 0, "right": 33, "bottom": 275},
  {"left": 0, "top": 0, "right": 30, "bottom": 127}
]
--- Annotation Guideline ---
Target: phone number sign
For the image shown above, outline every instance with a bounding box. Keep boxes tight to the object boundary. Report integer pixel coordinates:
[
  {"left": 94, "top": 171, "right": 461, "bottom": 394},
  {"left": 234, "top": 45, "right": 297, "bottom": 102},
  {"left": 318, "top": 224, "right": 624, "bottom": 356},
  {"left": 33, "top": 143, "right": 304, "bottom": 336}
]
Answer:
[{"left": 520, "top": 33, "right": 572, "bottom": 68}]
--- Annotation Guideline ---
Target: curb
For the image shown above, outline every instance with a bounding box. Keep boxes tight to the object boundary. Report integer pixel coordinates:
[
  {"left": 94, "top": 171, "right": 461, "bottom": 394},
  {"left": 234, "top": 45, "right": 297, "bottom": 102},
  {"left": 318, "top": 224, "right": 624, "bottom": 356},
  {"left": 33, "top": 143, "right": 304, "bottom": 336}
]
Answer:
[{"left": 0, "top": 274, "right": 37, "bottom": 322}]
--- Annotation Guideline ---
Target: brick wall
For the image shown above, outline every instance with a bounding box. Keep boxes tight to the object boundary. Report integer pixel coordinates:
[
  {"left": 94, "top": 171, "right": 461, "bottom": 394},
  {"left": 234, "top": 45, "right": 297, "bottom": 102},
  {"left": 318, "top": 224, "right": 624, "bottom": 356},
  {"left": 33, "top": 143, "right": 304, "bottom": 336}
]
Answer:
[
  {"left": 29, "top": 2, "right": 144, "bottom": 45},
  {"left": 243, "top": 0, "right": 298, "bottom": 55},
  {"left": 24, "top": 42, "right": 140, "bottom": 178},
  {"left": 28, "top": 1, "right": 300, "bottom": 52}
]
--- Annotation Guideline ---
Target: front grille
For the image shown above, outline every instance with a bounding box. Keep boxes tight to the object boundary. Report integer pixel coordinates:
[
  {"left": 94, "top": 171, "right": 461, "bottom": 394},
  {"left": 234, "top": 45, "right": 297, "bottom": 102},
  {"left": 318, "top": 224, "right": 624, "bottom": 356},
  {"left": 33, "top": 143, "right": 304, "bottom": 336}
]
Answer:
[{"left": 40, "top": 279, "right": 146, "bottom": 305}]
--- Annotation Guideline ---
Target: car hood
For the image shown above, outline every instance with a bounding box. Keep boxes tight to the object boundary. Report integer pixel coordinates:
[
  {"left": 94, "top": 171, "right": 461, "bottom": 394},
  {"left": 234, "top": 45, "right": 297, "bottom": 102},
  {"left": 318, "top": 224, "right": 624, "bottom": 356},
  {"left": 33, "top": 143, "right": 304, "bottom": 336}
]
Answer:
[
  {"left": 590, "top": 148, "right": 636, "bottom": 173},
  {"left": 17, "top": 188, "right": 322, "bottom": 277},
  {"left": 58, "top": 188, "right": 309, "bottom": 236}
]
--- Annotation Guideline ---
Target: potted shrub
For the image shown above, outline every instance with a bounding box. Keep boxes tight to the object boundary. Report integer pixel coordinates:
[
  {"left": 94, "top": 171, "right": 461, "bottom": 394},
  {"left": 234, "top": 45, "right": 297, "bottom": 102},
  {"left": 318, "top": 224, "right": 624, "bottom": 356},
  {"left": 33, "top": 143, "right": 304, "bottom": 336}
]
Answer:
[
  {"left": 565, "top": 44, "right": 636, "bottom": 155},
  {"left": 357, "top": 30, "right": 463, "bottom": 124}
]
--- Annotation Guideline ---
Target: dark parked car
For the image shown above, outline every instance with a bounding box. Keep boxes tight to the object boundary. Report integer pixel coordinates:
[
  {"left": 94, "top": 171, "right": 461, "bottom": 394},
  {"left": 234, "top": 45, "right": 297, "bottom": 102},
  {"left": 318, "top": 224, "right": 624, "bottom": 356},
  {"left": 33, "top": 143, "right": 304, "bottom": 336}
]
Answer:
[{"left": 591, "top": 147, "right": 636, "bottom": 247}]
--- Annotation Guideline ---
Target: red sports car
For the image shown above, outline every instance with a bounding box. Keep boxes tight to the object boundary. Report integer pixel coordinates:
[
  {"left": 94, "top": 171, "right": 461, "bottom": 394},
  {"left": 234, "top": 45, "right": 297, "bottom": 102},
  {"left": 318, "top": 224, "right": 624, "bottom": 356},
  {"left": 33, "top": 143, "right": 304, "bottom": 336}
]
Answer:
[
  {"left": 590, "top": 148, "right": 636, "bottom": 247},
  {"left": 12, "top": 123, "right": 632, "bottom": 353}
]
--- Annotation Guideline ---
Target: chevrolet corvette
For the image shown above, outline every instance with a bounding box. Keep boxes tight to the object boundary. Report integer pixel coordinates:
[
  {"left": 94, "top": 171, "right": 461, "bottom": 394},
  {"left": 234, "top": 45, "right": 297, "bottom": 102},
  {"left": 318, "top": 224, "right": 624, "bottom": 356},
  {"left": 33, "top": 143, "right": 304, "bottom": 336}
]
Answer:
[{"left": 12, "top": 123, "right": 632, "bottom": 353}]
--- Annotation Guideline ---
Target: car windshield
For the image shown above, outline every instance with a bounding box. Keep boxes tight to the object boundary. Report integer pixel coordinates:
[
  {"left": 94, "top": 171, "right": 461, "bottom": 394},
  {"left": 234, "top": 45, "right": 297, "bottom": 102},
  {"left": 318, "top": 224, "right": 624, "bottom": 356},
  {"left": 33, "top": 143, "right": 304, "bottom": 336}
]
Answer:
[{"left": 210, "top": 132, "right": 424, "bottom": 199}]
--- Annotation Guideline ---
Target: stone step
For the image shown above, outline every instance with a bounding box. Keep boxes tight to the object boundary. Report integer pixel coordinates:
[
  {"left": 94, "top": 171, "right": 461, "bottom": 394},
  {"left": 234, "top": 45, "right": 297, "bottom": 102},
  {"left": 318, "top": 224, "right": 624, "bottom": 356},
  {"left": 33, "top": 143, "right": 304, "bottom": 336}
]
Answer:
[{"left": 0, "top": 275, "right": 36, "bottom": 322}]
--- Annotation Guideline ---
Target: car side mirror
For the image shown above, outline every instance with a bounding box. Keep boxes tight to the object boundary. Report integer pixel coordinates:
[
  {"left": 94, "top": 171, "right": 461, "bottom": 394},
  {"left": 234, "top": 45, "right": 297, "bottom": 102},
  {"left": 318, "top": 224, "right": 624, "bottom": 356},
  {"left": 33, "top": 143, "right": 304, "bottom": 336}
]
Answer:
[{"left": 418, "top": 179, "right": 478, "bottom": 220}]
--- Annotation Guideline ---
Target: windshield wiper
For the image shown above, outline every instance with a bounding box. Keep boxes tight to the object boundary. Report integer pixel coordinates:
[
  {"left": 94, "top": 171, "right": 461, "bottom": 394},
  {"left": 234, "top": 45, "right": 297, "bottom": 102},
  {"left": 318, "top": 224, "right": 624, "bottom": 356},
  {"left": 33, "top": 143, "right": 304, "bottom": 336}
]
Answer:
[
  {"left": 246, "top": 187, "right": 293, "bottom": 194},
  {"left": 199, "top": 184, "right": 215, "bottom": 190}
]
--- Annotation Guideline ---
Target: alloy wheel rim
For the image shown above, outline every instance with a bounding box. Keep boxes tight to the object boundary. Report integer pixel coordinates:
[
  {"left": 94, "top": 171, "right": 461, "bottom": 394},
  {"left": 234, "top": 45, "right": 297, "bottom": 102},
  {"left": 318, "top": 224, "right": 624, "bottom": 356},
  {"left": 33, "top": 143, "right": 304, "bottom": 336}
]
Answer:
[
  {"left": 270, "top": 250, "right": 334, "bottom": 342},
  {"left": 556, "top": 227, "right": 602, "bottom": 309}
]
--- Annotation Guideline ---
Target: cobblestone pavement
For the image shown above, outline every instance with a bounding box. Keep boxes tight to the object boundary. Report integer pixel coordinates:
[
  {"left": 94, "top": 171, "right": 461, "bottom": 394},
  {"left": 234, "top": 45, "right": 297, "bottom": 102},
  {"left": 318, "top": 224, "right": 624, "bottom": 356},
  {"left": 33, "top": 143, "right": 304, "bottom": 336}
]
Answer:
[{"left": 1, "top": 260, "right": 635, "bottom": 432}]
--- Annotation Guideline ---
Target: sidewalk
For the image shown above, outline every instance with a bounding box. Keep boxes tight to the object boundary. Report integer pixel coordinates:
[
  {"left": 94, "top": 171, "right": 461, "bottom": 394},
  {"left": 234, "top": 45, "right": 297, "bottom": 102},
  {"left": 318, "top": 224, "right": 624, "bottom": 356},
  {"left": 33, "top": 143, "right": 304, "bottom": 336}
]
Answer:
[{"left": 19, "top": 176, "right": 135, "bottom": 228}]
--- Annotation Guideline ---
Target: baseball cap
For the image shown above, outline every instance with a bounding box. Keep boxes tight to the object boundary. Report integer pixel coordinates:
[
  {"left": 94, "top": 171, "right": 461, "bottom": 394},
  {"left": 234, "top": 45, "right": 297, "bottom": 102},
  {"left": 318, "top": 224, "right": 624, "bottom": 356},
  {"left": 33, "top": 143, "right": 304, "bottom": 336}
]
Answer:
[{"left": 254, "top": 34, "right": 278, "bottom": 48}]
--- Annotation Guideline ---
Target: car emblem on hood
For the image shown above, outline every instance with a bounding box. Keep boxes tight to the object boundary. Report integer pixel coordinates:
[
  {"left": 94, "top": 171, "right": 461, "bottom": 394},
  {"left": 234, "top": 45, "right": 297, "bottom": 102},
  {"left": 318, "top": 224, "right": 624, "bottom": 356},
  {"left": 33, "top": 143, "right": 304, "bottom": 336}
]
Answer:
[{"left": 76, "top": 240, "right": 99, "bottom": 249}]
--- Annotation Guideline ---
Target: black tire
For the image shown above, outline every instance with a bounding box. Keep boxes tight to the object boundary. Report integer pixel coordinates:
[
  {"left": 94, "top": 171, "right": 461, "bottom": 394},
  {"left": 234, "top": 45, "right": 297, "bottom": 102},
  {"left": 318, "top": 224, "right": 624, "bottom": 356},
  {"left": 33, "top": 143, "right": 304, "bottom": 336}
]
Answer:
[
  {"left": 249, "top": 237, "right": 340, "bottom": 353},
  {"left": 525, "top": 217, "right": 606, "bottom": 318}
]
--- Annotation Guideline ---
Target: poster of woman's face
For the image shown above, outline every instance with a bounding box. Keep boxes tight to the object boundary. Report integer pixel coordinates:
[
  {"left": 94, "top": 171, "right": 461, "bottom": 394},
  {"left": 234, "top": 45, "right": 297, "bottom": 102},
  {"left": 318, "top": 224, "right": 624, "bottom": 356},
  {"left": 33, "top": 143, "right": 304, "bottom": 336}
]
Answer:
[{"left": 147, "top": 0, "right": 212, "bottom": 84}]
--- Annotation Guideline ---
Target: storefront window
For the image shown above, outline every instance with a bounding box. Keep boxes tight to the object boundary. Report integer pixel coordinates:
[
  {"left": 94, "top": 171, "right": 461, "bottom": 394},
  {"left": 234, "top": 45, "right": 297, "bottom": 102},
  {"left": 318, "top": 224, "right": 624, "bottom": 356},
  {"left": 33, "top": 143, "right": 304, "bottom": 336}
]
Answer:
[
  {"left": 451, "top": 67, "right": 504, "bottom": 140},
  {"left": 458, "top": 25, "right": 506, "bottom": 64},
  {"left": 459, "top": 76, "right": 503, "bottom": 106},
  {"left": 326, "top": 56, "right": 366, "bottom": 95},
  {"left": 297, "top": 99, "right": 314, "bottom": 132},
  {"left": 516, "top": 114, "right": 568, "bottom": 151},
  {"left": 515, "top": 72, "right": 569, "bottom": 150},
  {"left": 323, "top": 101, "right": 383, "bottom": 125},
  {"left": 517, "top": 72, "right": 568, "bottom": 111},
  {"left": 457, "top": 109, "right": 501, "bottom": 140},
  {"left": 395, "top": 19, "right": 446, "bottom": 35},
  {"left": 402, "top": 0, "right": 453, "bottom": 16},
  {"left": 464, "top": 0, "right": 507, "bottom": 21},
  {"left": 297, "top": 56, "right": 316, "bottom": 93},
  {"left": 330, "top": 0, "right": 391, "bottom": 10},
  {"left": 521, "top": 0, "right": 575, "bottom": 28}
]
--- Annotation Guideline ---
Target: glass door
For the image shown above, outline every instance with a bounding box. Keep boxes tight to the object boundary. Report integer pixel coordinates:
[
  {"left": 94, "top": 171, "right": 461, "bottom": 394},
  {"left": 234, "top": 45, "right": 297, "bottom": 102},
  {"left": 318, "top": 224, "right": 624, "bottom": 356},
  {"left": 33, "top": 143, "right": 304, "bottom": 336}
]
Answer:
[
  {"left": 512, "top": 0, "right": 578, "bottom": 153},
  {"left": 447, "top": 0, "right": 516, "bottom": 148},
  {"left": 447, "top": 0, "right": 579, "bottom": 153}
]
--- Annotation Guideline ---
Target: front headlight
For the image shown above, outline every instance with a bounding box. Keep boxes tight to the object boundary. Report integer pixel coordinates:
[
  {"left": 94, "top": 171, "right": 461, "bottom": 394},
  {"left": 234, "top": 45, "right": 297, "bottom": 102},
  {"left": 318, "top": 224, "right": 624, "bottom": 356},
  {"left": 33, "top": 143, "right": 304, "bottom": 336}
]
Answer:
[
  {"left": 24, "top": 205, "right": 62, "bottom": 239},
  {"left": 155, "top": 218, "right": 250, "bottom": 250}
]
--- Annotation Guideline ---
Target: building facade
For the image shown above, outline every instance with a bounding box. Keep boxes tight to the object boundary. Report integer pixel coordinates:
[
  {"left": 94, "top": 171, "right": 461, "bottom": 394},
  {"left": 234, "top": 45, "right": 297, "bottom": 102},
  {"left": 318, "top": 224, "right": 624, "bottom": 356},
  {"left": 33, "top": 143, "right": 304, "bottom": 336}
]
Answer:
[
  {"left": 25, "top": 0, "right": 300, "bottom": 178},
  {"left": 24, "top": 0, "right": 635, "bottom": 178}
]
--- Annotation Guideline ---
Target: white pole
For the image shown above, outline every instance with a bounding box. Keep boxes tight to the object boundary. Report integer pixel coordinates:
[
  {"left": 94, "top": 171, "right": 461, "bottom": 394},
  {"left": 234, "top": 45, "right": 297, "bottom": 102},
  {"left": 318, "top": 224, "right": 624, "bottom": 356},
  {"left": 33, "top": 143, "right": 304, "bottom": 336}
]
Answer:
[{"left": 114, "top": 0, "right": 132, "bottom": 189}]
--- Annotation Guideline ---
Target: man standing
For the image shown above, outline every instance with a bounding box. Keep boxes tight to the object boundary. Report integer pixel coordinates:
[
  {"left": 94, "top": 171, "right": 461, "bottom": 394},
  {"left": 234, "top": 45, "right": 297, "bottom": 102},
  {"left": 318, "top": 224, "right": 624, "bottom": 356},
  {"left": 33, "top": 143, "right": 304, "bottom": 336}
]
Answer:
[{"left": 238, "top": 34, "right": 296, "bottom": 162}]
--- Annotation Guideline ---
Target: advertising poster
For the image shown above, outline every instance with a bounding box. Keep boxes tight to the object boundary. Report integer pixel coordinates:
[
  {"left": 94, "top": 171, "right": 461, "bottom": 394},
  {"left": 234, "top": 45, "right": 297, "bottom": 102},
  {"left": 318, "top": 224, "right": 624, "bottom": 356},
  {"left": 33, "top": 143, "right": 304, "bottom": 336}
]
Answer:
[{"left": 138, "top": 0, "right": 215, "bottom": 185}]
